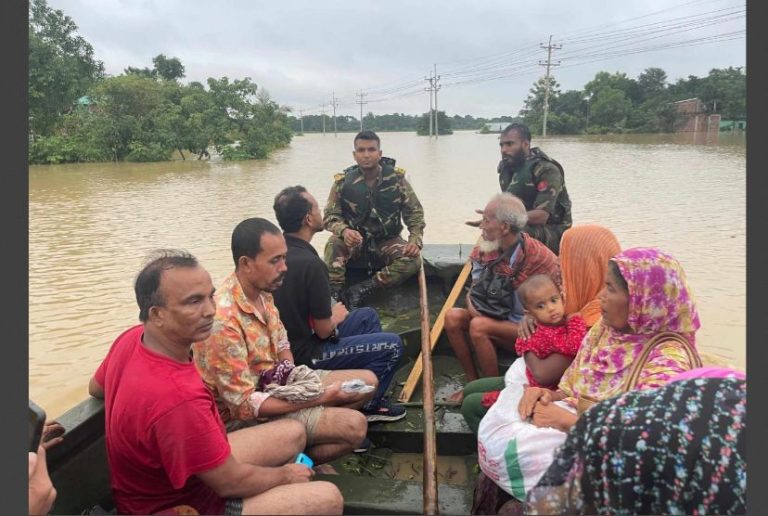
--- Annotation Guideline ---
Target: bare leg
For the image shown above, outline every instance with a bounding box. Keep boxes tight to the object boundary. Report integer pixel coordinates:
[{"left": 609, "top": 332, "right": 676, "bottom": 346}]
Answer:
[
  {"left": 241, "top": 480, "right": 344, "bottom": 515},
  {"left": 469, "top": 316, "right": 519, "bottom": 377},
  {"left": 228, "top": 419, "right": 306, "bottom": 467},
  {"left": 445, "top": 308, "right": 479, "bottom": 382},
  {"left": 321, "top": 369, "right": 378, "bottom": 409},
  {"left": 306, "top": 407, "right": 367, "bottom": 464}
]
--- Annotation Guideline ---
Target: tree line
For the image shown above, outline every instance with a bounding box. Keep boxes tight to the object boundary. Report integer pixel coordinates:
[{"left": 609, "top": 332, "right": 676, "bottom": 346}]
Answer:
[
  {"left": 29, "top": 0, "right": 745, "bottom": 165},
  {"left": 520, "top": 66, "right": 746, "bottom": 135},
  {"left": 289, "top": 113, "right": 519, "bottom": 134},
  {"left": 29, "top": 0, "right": 292, "bottom": 164}
]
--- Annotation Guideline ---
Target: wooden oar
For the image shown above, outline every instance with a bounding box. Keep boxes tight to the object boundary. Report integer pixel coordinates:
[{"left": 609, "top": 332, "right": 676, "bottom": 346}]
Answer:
[
  {"left": 417, "top": 261, "right": 439, "bottom": 515},
  {"left": 398, "top": 256, "right": 473, "bottom": 403}
]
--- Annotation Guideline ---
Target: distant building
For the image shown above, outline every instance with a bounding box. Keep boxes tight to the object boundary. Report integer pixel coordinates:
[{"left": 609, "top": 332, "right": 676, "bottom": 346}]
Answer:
[{"left": 673, "top": 98, "right": 720, "bottom": 133}]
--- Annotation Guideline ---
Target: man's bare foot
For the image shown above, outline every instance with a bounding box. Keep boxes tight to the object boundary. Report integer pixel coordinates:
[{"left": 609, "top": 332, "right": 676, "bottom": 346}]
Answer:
[{"left": 447, "top": 390, "right": 464, "bottom": 403}]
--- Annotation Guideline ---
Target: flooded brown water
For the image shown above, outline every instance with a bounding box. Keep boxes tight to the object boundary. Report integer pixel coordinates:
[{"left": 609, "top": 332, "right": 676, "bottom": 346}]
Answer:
[{"left": 29, "top": 130, "right": 746, "bottom": 417}]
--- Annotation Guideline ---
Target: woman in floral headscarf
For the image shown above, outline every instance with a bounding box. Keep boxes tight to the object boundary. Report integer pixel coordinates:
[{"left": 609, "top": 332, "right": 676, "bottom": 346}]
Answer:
[
  {"left": 526, "top": 377, "right": 746, "bottom": 515},
  {"left": 517, "top": 247, "right": 702, "bottom": 432},
  {"left": 474, "top": 248, "right": 702, "bottom": 509}
]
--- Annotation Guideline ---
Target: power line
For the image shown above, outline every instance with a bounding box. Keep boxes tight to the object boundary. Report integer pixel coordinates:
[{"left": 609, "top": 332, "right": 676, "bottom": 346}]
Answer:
[{"left": 288, "top": 2, "right": 743, "bottom": 116}]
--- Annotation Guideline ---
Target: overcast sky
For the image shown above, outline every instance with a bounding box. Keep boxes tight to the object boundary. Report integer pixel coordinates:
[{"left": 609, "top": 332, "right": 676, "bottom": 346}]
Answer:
[{"left": 47, "top": 0, "right": 745, "bottom": 118}]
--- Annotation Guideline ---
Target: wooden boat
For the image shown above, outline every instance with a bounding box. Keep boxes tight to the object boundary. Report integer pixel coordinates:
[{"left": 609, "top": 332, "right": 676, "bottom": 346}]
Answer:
[{"left": 46, "top": 243, "right": 510, "bottom": 515}]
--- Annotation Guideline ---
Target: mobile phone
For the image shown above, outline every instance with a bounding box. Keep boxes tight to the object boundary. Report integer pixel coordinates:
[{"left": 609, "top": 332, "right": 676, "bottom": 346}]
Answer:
[
  {"left": 295, "top": 452, "right": 314, "bottom": 469},
  {"left": 29, "top": 400, "right": 46, "bottom": 453}
]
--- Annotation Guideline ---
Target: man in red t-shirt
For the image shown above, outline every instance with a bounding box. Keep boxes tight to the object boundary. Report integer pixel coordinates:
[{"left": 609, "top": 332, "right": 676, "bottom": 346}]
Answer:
[{"left": 88, "top": 249, "right": 343, "bottom": 515}]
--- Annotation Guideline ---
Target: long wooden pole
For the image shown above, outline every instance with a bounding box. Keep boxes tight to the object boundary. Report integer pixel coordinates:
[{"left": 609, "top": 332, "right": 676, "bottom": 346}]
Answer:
[
  {"left": 398, "top": 257, "right": 473, "bottom": 402},
  {"left": 418, "top": 262, "right": 439, "bottom": 515}
]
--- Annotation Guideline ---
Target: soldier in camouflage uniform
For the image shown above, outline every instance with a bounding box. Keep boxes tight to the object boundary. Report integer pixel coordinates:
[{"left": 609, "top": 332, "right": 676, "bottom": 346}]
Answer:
[
  {"left": 469, "top": 122, "right": 572, "bottom": 255},
  {"left": 324, "top": 130, "right": 425, "bottom": 309}
]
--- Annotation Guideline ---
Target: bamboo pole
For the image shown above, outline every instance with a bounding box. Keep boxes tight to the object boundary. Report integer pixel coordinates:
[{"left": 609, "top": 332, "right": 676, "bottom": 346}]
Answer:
[
  {"left": 417, "top": 261, "right": 439, "bottom": 515},
  {"left": 398, "top": 258, "right": 473, "bottom": 402}
]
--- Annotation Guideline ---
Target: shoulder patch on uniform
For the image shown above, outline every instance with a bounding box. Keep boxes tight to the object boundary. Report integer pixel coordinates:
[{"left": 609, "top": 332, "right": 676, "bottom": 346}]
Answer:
[
  {"left": 334, "top": 172, "right": 344, "bottom": 182},
  {"left": 394, "top": 166, "right": 406, "bottom": 176}
]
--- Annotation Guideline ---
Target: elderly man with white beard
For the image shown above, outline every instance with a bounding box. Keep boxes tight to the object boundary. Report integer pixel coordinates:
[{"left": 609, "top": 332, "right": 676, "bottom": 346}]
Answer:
[{"left": 445, "top": 193, "right": 561, "bottom": 402}]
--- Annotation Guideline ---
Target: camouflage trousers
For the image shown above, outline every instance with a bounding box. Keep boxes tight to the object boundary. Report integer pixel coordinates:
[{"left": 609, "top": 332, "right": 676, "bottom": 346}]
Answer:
[
  {"left": 524, "top": 223, "right": 569, "bottom": 256},
  {"left": 324, "top": 235, "right": 420, "bottom": 288}
]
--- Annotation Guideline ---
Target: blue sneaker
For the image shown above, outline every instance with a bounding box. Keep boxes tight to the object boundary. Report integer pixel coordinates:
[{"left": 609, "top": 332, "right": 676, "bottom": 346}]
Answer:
[{"left": 362, "top": 399, "right": 407, "bottom": 423}]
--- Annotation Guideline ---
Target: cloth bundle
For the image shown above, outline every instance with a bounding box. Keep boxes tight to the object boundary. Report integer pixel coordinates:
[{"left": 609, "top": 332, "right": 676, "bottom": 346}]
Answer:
[{"left": 258, "top": 359, "right": 323, "bottom": 402}]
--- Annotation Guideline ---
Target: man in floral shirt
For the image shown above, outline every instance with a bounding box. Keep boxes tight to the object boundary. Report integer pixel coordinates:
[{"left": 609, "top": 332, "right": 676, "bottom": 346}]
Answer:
[{"left": 193, "top": 218, "right": 374, "bottom": 466}]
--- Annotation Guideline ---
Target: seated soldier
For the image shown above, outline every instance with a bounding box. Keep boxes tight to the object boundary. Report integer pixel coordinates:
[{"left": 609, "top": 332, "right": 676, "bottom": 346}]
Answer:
[
  {"left": 192, "top": 218, "right": 375, "bottom": 466},
  {"left": 272, "top": 186, "right": 406, "bottom": 423},
  {"left": 323, "top": 130, "right": 425, "bottom": 309},
  {"left": 89, "top": 249, "right": 342, "bottom": 515}
]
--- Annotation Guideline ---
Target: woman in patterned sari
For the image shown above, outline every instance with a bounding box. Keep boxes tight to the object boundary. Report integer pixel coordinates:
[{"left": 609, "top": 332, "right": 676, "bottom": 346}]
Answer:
[
  {"left": 517, "top": 247, "right": 702, "bottom": 434},
  {"left": 474, "top": 247, "right": 702, "bottom": 510},
  {"left": 526, "top": 376, "right": 746, "bottom": 515}
]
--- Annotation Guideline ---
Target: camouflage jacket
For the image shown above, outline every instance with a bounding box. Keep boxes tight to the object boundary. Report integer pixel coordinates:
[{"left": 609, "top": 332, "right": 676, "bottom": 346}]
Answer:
[
  {"left": 323, "top": 157, "right": 425, "bottom": 248},
  {"left": 498, "top": 147, "right": 573, "bottom": 229}
]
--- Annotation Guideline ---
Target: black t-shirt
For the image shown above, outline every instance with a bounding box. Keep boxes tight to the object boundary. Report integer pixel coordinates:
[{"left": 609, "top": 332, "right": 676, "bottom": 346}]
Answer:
[{"left": 273, "top": 234, "right": 333, "bottom": 366}]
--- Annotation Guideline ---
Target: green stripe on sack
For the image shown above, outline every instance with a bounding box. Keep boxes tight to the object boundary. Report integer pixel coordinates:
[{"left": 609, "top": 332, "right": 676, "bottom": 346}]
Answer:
[{"left": 504, "top": 438, "right": 527, "bottom": 501}]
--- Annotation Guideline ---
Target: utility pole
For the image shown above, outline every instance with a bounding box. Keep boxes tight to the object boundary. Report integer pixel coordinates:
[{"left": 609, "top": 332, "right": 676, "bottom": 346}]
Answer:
[
  {"left": 425, "top": 72, "right": 436, "bottom": 137},
  {"left": 356, "top": 90, "right": 368, "bottom": 131},
  {"left": 433, "top": 63, "right": 441, "bottom": 139},
  {"left": 319, "top": 104, "right": 326, "bottom": 135},
  {"left": 330, "top": 91, "right": 339, "bottom": 137},
  {"left": 298, "top": 109, "right": 305, "bottom": 134},
  {"left": 538, "top": 35, "right": 562, "bottom": 137}
]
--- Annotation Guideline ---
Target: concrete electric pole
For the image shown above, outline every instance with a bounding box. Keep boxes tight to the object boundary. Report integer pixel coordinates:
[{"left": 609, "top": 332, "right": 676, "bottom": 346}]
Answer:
[
  {"left": 356, "top": 90, "right": 368, "bottom": 131},
  {"left": 538, "top": 35, "right": 562, "bottom": 137}
]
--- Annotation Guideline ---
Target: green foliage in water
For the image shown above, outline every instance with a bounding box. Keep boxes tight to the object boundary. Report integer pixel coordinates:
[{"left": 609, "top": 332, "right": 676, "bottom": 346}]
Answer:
[
  {"left": 29, "top": 0, "right": 105, "bottom": 138},
  {"left": 520, "top": 66, "right": 746, "bottom": 135},
  {"left": 28, "top": 3, "right": 293, "bottom": 165},
  {"left": 416, "top": 111, "right": 454, "bottom": 136}
]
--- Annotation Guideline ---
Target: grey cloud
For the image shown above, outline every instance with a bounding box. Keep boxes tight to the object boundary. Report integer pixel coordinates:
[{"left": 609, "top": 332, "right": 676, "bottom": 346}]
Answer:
[{"left": 48, "top": 0, "right": 745, "bottom": 117}]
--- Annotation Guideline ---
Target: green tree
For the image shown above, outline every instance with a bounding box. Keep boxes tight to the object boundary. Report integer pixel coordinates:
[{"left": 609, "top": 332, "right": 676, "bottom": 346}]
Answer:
[
  {"left": 590, "top": 87, "right": 631, "bottom": 132},
  {"left": 152, "top": 54, "right": 185, "bottom": 81},
  {"left": 28, "top": 0, "right": 104, "bottom": 137},
  {"left": 637, "top": 67, "right": 668, "bottom": 102},
  {"left": 416, "top": 111, "right": 453, "bottom": 135},
  {"left": 584, "top": 71, "right": 640, "bottom": 105},
  {"left": 699, "top": 67, "right": 746, "bottom": 119},
  {"left": 86, "top": 74, "right": 176, "bottom": 161},
  {"left": 125, "top": 54, "right": 186, "bottom": 82},
  {"left": 124, "top": 66, "right": 156, "bottom": 79},
  {"left": 519, "top": 76, "right": 561, "bottom": 134},
  {"left": 548, "top": 90, "right": 587, "bottom": 134}
]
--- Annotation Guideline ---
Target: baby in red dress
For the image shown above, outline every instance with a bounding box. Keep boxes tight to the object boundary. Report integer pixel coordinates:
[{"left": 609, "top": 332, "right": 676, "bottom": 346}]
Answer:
[{"left": 514, "top": 274, "right": 586, "bottom": 390}]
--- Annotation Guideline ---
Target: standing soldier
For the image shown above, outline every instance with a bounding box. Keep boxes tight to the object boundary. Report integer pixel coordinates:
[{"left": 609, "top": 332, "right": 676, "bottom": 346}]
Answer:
[
  {"left": 324, "top": 130, "right": 425, "bottom": 309},
  {"left": 468, "top": 122, "right": 572, "bottom": 255}
]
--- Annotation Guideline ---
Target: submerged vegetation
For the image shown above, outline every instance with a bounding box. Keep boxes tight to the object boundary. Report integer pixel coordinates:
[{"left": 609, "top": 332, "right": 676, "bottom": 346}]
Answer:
[{"left": 28, "top": 0, "right": 292, "bottom": 164}]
